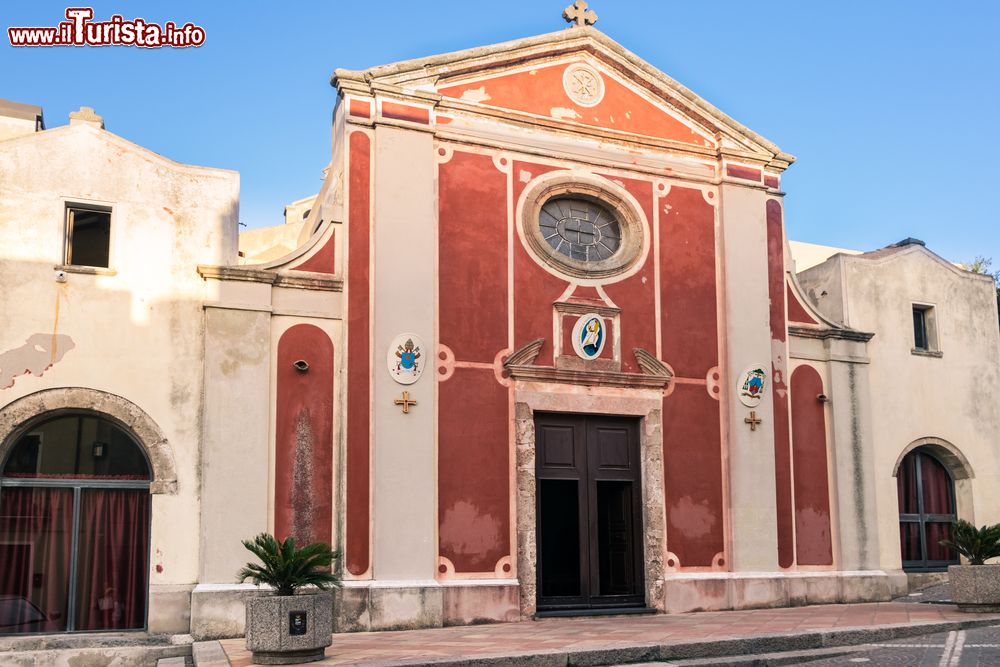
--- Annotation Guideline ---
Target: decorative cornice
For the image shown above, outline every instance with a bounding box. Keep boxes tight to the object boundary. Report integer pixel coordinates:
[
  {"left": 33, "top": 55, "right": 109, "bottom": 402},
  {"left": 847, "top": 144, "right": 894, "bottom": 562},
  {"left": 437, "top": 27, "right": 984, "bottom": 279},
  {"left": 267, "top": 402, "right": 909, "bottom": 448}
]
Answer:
[
  {"left": 197, "top": 265, "right": 343, "bottom": 292},
  {"left": 274, "top": 273, "right": 344, "bottom": 291},
  {"left": 503, "top": 340, "right": 669, "bottom": 388},
  {"left": 504, "top": 338, "right": 545, "bottom": 366},
  {"left": 633, "top": 348, "right": 673, "bottom": 380},
  {"left": 504, "top": 364, "right": 671, "bottom": 389},
  {"left": 370, "top": 82, "right": 442, "bottom": 105},
  {"left": 553, "top": 300, "right": 620, "bottom": 318},
  {"left": 789, "top": 325, "right": 874, "bottom": 343},
  {"left": 435, "top": 98, "right": 721, "bottom": 160}
]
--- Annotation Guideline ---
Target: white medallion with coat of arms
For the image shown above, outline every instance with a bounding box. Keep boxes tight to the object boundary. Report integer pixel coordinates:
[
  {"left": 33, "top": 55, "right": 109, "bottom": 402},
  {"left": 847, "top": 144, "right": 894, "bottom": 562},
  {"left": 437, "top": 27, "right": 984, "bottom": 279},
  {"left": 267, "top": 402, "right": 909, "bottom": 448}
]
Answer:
[
  {"left": 737, "top": 365, "right": 768, "bottom": 407},
  {"left": 387, "top": 333, "right": 425, "bottom": 385}
]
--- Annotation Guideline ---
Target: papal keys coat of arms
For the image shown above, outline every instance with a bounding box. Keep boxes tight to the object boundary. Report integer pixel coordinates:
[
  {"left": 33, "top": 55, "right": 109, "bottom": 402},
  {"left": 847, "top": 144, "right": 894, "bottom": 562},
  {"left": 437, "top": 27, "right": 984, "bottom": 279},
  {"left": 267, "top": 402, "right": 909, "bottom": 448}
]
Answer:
[{"left": 387, "top": 333, "right": 425, "bottom": 385}]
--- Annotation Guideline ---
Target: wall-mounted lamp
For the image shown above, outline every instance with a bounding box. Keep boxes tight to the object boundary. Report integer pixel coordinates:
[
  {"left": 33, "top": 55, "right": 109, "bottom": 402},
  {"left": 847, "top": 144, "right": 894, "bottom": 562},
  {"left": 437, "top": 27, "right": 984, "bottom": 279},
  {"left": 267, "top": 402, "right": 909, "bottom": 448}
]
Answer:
[
  {"left": 293, "top": 359, "right": 310, "bottom": 372},
  {"left": 816, "top": 394, "right": 831, "bottom": 403}
]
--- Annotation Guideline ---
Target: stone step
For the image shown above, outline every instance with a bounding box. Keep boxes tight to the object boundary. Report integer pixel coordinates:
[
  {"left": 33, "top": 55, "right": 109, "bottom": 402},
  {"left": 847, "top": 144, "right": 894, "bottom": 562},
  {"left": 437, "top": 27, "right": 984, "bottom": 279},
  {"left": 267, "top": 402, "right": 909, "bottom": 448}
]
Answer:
[
  {"left": 192, "top": 640, "right": 231, "bottom": 667},
  {"left": 0, "top": 644, "right": 190, "bottom": 667},
  {"left": 0, "top": 632, "right": 193, "bottom": 667},
  {"left": 157, "top": 657, "right": 190, "bottom": 667}
]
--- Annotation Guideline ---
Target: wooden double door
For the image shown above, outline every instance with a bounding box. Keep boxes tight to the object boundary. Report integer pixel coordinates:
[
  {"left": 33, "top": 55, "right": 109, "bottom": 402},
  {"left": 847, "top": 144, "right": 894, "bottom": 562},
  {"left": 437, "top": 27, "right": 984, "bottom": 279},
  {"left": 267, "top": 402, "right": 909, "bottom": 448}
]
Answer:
[{"left": 535, "top": 413, "right": 645, "bottom": 611}]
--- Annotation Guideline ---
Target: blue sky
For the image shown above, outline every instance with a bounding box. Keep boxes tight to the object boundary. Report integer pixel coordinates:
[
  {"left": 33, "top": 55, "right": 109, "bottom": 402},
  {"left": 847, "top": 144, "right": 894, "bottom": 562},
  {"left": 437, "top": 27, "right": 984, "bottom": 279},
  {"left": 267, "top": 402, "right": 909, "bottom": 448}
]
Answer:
[{"left": 3, "top": 1, "right": 998, "bottom": 264}]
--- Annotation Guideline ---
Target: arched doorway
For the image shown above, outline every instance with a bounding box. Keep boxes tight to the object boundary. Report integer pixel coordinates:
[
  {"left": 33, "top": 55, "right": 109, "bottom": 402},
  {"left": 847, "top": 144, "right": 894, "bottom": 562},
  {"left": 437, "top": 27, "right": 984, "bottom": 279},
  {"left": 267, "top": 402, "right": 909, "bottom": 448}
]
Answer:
[
  {"left": 897, "top": 447, "right": 959, "bottom": 571},
  {"left": 0, "top": 412, "right": 151, "bottom": 634}
]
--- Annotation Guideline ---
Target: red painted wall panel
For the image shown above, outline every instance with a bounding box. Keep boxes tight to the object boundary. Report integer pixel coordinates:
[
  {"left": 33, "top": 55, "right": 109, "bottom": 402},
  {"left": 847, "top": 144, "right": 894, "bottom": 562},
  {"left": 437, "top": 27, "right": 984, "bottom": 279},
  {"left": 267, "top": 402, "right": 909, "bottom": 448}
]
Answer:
[
  {"left": 791, "top": 365, "right": 834, "bottom": 565},
  {"left": 726, "top": 164, "right": 762, "bottom": 182},
  {"left": 659, "top": 186, "right": 718, "bottom": 378},
  {"left": 274, "top": 325, "right": 334, "bottom": 546},
  {"left": 766, "top": 198, "right": 795, "bottom": 569},
  {"left": 349, "top": 99, "right": 371, "bottom": 119},
  {"left": 438, "top": 367, "right": 510, "bottom": 572},
  {"left": 439, "top": 151, "right": 508, "bottom": 363},
  {"left": 787, "top": 284, "right": 818, "bottom": 325},
  {"left": 600, "top": 175, "right": 656, "bottom": 373},
  {"left": 512, "top": 161, "right": 569, "bottom": 366},
  {"left": 662, "top": 385, "right": 725, "bottom": 567},
  {"left": 658, "top": 185, "right": 724, "bottom": 568},
  {"left": 296, "top": 234, "right": 335, "bottom": 274},
  {"left": 345, "top": 132, "right": 371, "bottom": 576},
  {"left": 382, "top": 101, "right": 430, "bottom": 124}
]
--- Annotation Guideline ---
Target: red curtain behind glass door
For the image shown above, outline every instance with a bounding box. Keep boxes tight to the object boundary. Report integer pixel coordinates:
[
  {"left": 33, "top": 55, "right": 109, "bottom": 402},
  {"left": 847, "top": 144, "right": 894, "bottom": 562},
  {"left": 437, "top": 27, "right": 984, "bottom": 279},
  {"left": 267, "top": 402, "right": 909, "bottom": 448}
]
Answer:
[
  {"left": 0, "top": 487, "right": 74, "bottom": 633},
  {"left": 73, "top": 489, "right": 149, "bottom": 631},
  {"left": 919, "top": 454, "right": 955, "bottom": 561}
]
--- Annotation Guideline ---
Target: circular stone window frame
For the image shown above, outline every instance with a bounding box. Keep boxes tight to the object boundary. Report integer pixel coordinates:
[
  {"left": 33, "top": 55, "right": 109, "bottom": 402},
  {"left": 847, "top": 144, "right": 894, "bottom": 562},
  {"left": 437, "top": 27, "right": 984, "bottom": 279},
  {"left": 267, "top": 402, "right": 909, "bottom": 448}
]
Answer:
[{"left": 516, "top": 171, "right": 650, "bottom": 285}]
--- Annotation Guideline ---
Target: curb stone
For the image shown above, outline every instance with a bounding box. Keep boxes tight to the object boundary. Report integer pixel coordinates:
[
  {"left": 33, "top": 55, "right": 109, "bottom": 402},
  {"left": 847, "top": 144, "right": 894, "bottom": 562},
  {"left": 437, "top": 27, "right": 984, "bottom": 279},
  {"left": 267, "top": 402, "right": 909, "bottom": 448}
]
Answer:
[
  {"left": 213, "top": 617, "right": 1000, "bottom": 667},
  {"left": 629, "top": 645, "right": 869, "bottom": 666}
]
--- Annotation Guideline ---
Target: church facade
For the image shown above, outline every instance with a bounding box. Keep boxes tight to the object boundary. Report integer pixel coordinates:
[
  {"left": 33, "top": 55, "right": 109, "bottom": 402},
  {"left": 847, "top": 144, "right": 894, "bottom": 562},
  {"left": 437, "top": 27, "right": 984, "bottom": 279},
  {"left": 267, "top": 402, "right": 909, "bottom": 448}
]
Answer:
[{"left": 1, "top": 11, "right": 999, "bottom": 639}]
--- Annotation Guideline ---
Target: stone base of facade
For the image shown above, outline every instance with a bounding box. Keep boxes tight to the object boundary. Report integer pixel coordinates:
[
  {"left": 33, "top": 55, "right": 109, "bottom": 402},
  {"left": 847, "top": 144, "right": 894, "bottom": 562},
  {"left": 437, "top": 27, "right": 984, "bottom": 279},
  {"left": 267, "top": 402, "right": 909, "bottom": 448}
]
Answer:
[
  {"left": 185, "top": 581, "right": 521, "bottom": 639},
  {"left": 148, "top": 584, "right": 196, "bottom": 635},
  {"left": 661, "top": 570, "right": 909, "bottom": 614},
  {"left": 336, "top": 580, "right": 521, "bottom": 632},
  {"left": 906, "top": 570, "right": 949, "bottom": 592},
  {"left": 182, "top": 572, "right": 906, "bottom": 639},
  {"left": 190, "top": 584, "right": 266, "bottom": 640}
]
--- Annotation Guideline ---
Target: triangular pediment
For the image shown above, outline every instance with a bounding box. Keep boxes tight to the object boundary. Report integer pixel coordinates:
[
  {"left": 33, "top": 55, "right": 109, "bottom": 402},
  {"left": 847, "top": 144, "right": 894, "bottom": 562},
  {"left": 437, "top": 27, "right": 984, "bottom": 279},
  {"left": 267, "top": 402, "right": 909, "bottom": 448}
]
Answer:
[
  {"left": 436, "top": 55, "right": 715, "bottom": 148},
  {"left": 333, "top": 27, "right": 794, "bottom": 165}
]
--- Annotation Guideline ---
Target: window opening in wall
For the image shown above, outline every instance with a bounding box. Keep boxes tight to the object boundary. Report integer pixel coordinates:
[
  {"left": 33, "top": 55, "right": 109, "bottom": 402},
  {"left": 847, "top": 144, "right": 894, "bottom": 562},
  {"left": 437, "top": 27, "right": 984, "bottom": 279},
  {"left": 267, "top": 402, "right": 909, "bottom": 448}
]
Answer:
[
  {"left": 65, "top": 206, "right": 111, "bottom": 268},
  {"left": 913, "top": 306, "right": 929, "bottom": 350}
]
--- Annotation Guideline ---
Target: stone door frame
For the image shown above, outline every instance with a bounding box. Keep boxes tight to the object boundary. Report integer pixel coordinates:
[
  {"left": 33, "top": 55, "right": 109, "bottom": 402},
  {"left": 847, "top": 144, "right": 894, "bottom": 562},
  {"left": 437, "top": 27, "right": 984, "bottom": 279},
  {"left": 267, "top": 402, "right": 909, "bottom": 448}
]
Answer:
[{"left": 513, "top": 384, "right": 665, "bottom": 617}]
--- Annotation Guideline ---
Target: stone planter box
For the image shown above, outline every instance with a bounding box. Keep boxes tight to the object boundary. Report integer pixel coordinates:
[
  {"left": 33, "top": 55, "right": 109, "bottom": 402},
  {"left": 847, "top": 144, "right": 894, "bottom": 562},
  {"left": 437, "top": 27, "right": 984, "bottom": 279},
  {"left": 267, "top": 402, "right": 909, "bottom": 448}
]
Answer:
[
  {"left": 949, "top": 564, "right": 1000, "bottom": 612},
  {"left": 245, "top": 591, "right": 333, "bottom": 664}
]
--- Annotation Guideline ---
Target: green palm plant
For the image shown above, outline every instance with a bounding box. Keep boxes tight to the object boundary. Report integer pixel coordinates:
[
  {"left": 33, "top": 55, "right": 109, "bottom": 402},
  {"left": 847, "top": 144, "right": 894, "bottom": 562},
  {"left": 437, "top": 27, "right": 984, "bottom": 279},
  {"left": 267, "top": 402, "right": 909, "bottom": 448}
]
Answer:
[
  {"left": 237, "top": 533, "right": 341, "bottom": 596},
  {"left": 939, "top": 520, "right": 1000, "bottom": 565}
]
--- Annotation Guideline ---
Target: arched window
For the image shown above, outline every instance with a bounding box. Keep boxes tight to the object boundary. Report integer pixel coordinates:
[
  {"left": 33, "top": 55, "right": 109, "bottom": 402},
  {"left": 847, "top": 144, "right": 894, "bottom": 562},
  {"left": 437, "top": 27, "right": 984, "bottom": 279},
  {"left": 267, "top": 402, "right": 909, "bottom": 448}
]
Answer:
[
  {"left": 0, "top": 413, "right": 151, "bottom": 634},
  {"left": 897, "top": 448, "right": 959, "bottom": 571}
]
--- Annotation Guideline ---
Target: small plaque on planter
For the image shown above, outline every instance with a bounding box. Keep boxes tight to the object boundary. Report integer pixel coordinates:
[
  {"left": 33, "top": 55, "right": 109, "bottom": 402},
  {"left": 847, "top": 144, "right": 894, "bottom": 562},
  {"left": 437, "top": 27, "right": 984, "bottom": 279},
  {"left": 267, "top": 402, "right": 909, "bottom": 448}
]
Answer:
[{"left": 289, "top": 610, "right": 307, "bottom": 636}]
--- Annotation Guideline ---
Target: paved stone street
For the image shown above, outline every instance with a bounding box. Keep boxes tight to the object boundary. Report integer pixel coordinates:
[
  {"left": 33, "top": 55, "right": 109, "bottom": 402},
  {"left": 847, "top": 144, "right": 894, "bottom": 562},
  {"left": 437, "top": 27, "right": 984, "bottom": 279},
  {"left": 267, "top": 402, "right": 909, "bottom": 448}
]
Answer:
[
  {"left": 779, "top": 625, "right": 1000, "bottom": 666},
  {"left": 218, "top": 603, "right": 1000, "bottom": 667}
]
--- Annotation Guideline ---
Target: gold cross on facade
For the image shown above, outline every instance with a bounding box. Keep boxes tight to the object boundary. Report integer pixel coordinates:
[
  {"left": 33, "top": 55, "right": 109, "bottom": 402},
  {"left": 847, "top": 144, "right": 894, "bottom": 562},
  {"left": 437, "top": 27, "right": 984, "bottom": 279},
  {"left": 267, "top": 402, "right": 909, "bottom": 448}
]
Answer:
[
  {"left": 394, "top": 391, "right": 417, "bottom": 414},
  {"left": 563, "top": 1, "right": 598, "bottom": 27},
  {"left": 744, "top": 411, "right": 762, "bottom": 432}
]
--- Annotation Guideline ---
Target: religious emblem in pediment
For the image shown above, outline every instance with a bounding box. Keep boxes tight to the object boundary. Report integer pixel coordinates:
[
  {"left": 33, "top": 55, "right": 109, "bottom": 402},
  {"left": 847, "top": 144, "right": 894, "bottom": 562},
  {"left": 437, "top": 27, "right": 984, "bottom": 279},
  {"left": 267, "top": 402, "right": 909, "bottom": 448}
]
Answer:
[
  {"left": 572, "top": 313, "right": 606, "bottom": 360},
  {"left": 563, "top": 63, "right": 605, "bottom": 107},
  {"left": 737, "top": 365, "right": 768, "bottom": 407},
  {"left": 388, "top": 333, "right": 425, "bottom": 385}
]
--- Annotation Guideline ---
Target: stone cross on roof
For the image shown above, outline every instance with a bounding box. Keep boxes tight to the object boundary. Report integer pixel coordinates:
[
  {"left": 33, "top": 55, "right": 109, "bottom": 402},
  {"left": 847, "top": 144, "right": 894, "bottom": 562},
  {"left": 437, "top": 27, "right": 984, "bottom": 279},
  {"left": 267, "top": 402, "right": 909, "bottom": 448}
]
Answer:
[{"left": 563, "top": 1, "right": 598, "bottom": 27}]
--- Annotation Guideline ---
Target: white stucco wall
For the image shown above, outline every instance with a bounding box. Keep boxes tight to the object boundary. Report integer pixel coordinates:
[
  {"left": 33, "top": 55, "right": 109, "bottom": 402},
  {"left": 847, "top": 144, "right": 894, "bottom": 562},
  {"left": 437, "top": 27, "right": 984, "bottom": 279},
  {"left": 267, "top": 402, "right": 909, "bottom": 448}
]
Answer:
[
  {"left": 719, "top": 184, "right": 781, "bottom": 572},
  {"left": 0, "top": 119, "right": 239, "bottom": 628},
  {"left": 800, "top": 247, "right": 1000, "bottom": 570},
  {"left": 788, "top": 240, "right": 861, "bottom": 273}
]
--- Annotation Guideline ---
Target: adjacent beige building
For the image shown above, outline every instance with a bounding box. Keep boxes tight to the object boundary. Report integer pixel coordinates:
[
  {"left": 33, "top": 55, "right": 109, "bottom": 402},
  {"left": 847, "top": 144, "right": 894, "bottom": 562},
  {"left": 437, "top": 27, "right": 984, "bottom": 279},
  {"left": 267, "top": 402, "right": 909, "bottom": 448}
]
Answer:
[{"left": 796, "top": 239, "right": 1000, "bottom": 574}]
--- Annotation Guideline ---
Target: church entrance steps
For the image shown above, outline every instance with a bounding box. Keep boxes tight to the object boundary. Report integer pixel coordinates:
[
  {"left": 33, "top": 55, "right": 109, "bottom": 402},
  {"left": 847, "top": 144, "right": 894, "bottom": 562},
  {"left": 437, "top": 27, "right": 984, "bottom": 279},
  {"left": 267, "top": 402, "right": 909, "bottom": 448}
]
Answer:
[
  {"left": 0, "top": 632, "right": 192, "bottom": 666},
  {"left": 215, "top": 602, "right": 1000, "bottom": 666}
]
